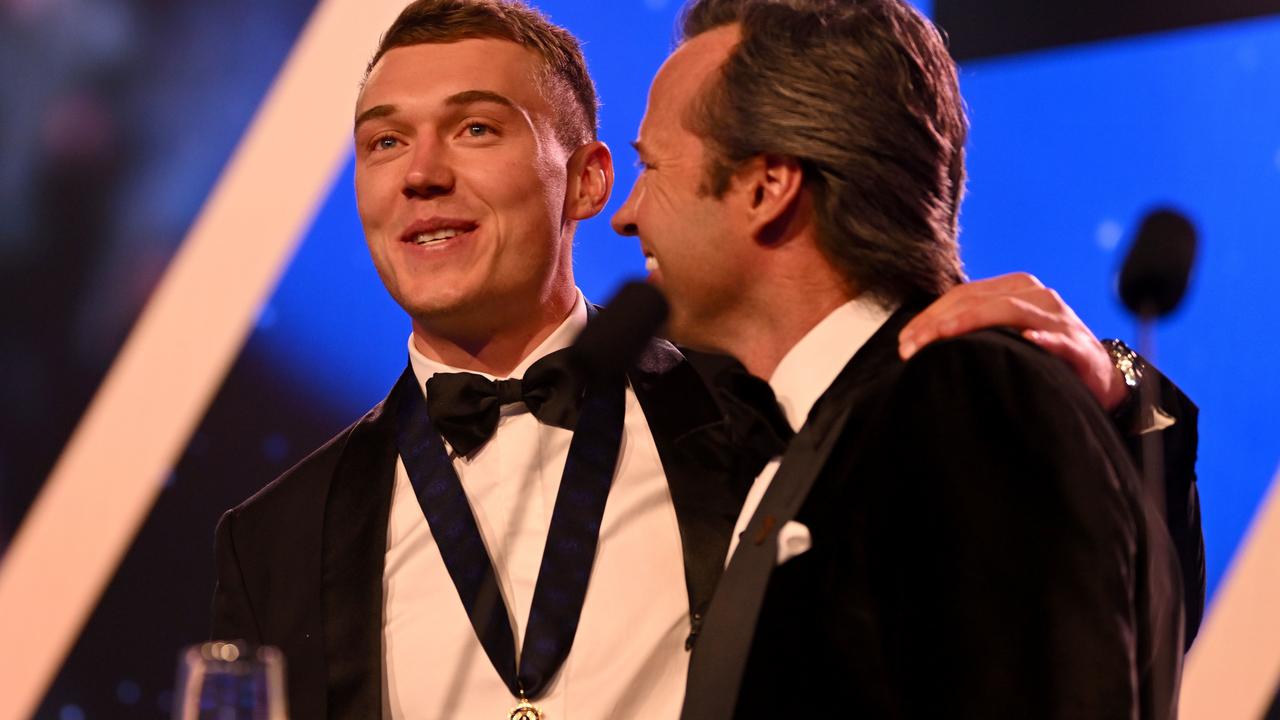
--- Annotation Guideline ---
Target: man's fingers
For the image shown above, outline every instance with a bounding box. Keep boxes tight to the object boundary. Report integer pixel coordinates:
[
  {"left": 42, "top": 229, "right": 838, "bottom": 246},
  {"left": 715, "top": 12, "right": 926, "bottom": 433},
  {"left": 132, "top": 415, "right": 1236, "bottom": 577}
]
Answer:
[
  {"left": 900, "top": 276, "right": 1122, "bottom": 409},
  {"left": 902, "top": 286, "right": 1067, "bottom": 340},
  {"left": 1023, "top": 329, "right": 1124, "bottom": 409},
  {"left": 1023, "top": 328, "right": 1099, "bottom": 392},
  {"left": 901, "top": 295, "right": 1064, "bottom": 358},
  {"left": 969, "top": 271, "right": 1046, "bottom": 293},
  {"left": 1023, "top": 329, "right": 1082, "bottom": 368},
  {"left": 901, "top": 275, "right": 1051, "bottom": 348},
  {"left": 914, "top": 272, "right": 1044, "bottom": 317}
]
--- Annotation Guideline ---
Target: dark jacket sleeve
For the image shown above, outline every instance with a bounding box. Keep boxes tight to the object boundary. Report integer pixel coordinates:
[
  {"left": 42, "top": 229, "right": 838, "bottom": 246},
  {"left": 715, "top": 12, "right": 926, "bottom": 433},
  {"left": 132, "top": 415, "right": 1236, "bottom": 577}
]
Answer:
[
  {"left": 1121, "top": 359, "right": 1205, "bottom": 647},
  {"left": 859, "top": 334, "right": 1182, "bottom": 719},
  {"left": 211, "top": 508, "right": 262, "bottom": 644}
]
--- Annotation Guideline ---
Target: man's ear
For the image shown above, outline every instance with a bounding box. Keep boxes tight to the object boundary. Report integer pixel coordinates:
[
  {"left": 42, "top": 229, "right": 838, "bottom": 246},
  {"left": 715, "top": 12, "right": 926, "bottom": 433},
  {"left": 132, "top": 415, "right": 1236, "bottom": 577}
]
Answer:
[
  {"left": 739, "top": 153, "right": 805, "bottom": 244},
  {"left": 564, "top": 141, "right": 614, "bottom": 221}
]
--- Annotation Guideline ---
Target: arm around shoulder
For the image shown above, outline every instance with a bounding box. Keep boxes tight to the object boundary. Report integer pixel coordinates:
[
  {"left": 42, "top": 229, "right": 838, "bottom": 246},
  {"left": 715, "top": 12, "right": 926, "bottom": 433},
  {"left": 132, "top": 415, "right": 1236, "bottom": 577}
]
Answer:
[
  {"left": 860, "top": 332, "right": 1177, "bottom": 717},
  {"left": 1119, "top": 354, "right": 1204, "bottom": 645}
]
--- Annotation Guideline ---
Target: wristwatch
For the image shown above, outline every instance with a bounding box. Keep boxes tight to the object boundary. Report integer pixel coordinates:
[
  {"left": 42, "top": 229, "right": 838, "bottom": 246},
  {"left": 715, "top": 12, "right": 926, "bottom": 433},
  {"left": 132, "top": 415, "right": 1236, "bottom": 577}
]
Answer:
[{"left": 1101, "top": 338, "right": 1143, "bottom": 421}]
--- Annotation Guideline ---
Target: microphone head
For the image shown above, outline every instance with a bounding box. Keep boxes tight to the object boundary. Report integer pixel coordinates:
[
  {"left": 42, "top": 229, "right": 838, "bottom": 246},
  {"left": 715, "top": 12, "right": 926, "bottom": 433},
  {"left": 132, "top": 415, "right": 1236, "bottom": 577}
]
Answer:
[
  {"left": 1118, "top": 208, "right": 1198, "bottom": 318},
  {"left": 571, "top": 281, "right": 670, "bottom": 381}
]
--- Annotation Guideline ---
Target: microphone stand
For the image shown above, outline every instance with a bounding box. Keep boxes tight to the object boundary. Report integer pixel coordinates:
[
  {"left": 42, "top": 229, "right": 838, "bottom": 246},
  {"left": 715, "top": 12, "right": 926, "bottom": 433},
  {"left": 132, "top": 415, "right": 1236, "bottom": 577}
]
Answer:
[{"left": 1135, "top": 306, "right": 1167, "bottom": 519}]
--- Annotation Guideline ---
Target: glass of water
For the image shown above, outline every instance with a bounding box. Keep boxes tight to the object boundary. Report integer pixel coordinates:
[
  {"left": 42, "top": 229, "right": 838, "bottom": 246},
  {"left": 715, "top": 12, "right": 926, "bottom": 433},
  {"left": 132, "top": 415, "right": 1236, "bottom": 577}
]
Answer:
[{"left": 173, "top": 641, "right": 288, "bottom": 720}]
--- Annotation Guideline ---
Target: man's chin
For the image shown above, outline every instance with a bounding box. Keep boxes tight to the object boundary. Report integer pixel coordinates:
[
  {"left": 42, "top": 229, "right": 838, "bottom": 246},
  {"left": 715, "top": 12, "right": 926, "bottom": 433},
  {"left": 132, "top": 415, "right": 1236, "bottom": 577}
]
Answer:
[
  {"left": 664, "top": 310, "right": 727, "bottom": 355},
  {"left": 397, "top": 293, "right": 480, "bottom": 329}
]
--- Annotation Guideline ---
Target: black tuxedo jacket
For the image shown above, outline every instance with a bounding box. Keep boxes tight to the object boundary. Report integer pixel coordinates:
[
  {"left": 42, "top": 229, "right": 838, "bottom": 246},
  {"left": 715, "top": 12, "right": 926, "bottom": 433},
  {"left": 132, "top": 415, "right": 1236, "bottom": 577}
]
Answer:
[
  {"left": 687, "top": 300, "right": 1188, "bottom": 719},
  {"left": 214, "top": 308, "right": 1202, "bottom": 720},
  {"left": 211, "top": 338, "right": 746, "bottom": 720}
]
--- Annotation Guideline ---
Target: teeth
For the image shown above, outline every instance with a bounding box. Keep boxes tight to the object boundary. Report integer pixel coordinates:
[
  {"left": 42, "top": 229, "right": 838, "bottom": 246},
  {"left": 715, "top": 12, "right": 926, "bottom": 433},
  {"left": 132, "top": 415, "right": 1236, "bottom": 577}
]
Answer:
[
  {"left": 644, "top": 255, "right": 659, "bottom": 273},
  {"left": 414, "top": 228, "right": 466, "bottom": 245}
]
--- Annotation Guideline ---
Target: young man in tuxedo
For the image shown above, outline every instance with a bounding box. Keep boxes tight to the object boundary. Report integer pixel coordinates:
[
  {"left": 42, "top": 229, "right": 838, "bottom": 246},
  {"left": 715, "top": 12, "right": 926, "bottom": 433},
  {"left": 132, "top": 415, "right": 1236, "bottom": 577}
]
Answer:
[
  {"left": 611, "top": 0, "right": 1194, "bottom": 717},
  {"left": 213, "top": 1, "right": 1200, "bottom": 718}
]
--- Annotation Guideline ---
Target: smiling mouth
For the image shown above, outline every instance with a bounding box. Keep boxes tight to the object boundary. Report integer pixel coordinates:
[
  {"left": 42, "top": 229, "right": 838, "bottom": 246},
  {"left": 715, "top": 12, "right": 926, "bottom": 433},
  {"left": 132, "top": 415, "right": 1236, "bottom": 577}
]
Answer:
[
  {"left": 644, "top": 254, "right": 659, "bottom": 273},
  {"left": 411, "top": 228, "right": 469, "bottom": 246},
  {"left": 400, "top": 221, "right": 479, "bottom": 247}
]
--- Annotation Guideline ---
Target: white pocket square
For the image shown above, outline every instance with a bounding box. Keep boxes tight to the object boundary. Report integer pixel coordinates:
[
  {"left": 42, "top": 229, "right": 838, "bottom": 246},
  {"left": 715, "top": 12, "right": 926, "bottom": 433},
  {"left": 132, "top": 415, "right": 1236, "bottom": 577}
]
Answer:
[{"left": 776, "top": 520, "right": 812, "bottom": 565}]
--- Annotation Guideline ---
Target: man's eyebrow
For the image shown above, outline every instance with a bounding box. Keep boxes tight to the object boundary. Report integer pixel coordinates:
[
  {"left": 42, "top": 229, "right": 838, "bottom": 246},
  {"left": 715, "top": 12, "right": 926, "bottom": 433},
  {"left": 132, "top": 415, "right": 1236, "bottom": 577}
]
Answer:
[
  {"left": 630, "top": 140, "right": 647, "bottom": 156},
  {"left": 443, "top": 89, "right": 521, "bottom": 111},
  {"left": 353, "top": 91, "right": 523, "bottom": 135},
  {"left": 354, "top": 104, "right": 396, "bottom": 133}
]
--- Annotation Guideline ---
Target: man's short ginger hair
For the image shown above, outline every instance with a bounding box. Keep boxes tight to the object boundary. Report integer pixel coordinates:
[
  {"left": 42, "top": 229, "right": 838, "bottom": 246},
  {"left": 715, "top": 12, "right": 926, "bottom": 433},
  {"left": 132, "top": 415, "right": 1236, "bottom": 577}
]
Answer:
[
  {"left": 367, "top": 0, "right": 599, "bottom": 152},
  {"left": 681, "top": 0, "right": 968, "bottom": 302}
]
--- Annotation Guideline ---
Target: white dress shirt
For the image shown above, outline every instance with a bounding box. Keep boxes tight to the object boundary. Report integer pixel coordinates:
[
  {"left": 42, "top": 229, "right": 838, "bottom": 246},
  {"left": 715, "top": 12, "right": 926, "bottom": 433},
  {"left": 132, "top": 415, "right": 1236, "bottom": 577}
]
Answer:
[
  {"left": 726, "top": 297, "right": 896, "bottom": 563},
  {"left": 382, "top": 294, "right": 690, "bottom": 719}
]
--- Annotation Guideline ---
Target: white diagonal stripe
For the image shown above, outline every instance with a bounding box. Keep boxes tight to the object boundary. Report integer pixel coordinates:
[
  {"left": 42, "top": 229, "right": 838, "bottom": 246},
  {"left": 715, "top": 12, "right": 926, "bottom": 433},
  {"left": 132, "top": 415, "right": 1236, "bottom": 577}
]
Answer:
[
  {"left": 0, "top": 1, "right": 405, "bottom": 717},
  {"left": 1180, "top": 464, "right": 1280, "bottom": 719}
]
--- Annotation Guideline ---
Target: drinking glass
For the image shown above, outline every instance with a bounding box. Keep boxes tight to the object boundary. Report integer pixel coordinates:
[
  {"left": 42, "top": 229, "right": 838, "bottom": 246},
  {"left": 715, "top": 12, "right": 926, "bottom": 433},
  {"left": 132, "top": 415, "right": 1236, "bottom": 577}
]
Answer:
[{"left": 173, "top": 641, "right": 288, "bottom": 720}]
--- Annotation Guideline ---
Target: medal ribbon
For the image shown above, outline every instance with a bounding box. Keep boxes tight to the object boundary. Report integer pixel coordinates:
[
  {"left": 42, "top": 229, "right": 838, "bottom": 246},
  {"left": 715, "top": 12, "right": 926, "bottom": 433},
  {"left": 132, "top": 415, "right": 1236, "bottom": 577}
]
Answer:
[{"left": 393, "top": 362, "right": 626, "bottom": 700}]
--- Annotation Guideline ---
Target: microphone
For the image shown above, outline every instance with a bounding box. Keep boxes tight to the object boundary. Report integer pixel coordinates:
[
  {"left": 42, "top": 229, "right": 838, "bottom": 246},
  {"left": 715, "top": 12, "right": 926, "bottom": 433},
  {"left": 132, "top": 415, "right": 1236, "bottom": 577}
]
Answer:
[
  {"left": 1115, "top": 207, "right": 1197, "bottom": 533},
  {"left": 570, "top": 281, "right": 670, "bottom": 382},
  {"left": 1118, "top": 208, "right": 1197, "bottom": 319}
]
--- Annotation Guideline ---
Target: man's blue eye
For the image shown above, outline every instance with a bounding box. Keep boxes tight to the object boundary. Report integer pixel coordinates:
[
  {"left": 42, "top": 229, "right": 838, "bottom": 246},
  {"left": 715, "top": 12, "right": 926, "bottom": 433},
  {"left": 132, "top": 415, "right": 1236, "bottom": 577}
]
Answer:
[
  {"left": 467, "top": 124, "right": 490, "bottom": 137},
  {"left": 375, "top": 136, "right": 399, "bottom": 150}
]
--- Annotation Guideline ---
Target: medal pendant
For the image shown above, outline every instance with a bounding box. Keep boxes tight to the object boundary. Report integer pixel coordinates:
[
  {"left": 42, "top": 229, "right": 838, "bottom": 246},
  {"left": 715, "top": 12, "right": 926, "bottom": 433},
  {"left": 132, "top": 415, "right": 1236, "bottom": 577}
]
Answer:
[{"left": 508, "top": 697, "right": 544, "bottom": 720}]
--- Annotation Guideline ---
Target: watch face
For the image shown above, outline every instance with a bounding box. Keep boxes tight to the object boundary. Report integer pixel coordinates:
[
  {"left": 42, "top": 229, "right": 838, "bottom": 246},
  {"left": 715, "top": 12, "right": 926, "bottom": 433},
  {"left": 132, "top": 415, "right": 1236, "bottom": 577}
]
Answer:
[{"left": 1103, "top": 340, "right": 1142, "bottom": 389}]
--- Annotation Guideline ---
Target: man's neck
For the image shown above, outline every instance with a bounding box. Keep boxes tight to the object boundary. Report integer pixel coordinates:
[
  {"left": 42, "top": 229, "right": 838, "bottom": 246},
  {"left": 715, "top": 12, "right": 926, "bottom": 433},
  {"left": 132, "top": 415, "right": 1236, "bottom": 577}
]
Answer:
[
  {"left": 719, "top": 248, "right": 855, "bottom": 380},
  {"left": 703, "top": 212, "right": 862, "bottom": 380},
  {"left": 411, "top": 292, "right": 578, "bottom": 377},
  {"left": 728, "top": 292, "right": 850, "bottom": 381}
]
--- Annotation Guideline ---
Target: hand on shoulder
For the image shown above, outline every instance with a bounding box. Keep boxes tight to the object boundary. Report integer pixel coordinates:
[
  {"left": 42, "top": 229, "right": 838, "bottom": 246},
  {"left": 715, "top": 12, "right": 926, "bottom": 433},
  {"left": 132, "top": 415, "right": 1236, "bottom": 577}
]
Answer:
[{"left": 898, "top": 272, "right": 1129, "bottom": 412}]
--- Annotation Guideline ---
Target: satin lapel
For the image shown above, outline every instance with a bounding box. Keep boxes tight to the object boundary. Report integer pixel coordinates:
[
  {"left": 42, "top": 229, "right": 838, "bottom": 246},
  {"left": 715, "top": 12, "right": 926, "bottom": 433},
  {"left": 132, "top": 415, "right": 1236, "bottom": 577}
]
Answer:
[
  {"left": 797, "top": 298, "right": 930, "bottom": 459},
  {"left": 628, "top": 338, "right": 747, "bottom": 625},
  {"left": 321, "top": 382, "right": 402, "bottom": 720}
]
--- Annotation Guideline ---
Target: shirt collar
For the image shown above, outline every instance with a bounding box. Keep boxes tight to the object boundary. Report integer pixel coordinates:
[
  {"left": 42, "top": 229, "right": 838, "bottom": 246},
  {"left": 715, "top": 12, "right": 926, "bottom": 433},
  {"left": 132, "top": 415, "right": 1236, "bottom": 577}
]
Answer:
[
  {"left": 768, "top": 296, "right": 897, "bottom": 432},
  {"left": 408, "top": 290, "right": 588, "bottom": 393}
]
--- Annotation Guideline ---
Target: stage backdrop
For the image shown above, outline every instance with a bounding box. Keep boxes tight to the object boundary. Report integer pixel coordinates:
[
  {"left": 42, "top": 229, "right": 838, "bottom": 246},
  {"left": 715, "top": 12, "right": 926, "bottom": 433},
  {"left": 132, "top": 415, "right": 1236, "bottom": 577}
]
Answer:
[{"left": 1, "top": 0, "right": 1277, "bottom": 717}]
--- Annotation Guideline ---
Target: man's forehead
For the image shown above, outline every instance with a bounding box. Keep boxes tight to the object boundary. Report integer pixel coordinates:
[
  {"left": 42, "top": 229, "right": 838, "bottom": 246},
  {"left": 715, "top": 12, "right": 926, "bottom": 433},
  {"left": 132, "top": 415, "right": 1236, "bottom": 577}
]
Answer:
[
  {"left": 358, "top": 38, "right": 545, "bottom": 111},
  {"left": 648, "top": 25, "right": 741, "bottom": 118},
  {"left": 670, "top": 25, "right": 741, "bottom": 80}
]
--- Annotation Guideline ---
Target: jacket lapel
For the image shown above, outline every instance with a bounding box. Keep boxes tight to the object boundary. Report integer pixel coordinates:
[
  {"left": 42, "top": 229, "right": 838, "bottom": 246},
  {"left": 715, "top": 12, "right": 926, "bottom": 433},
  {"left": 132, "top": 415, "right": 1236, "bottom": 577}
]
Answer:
[
  {"left": 800, "top": 297, "right": 929, "bottom": 451},
  {"left": 628, "top": 338, "right": 748, "bottom": 631},
  {"left": 314, "top": 317, "right": 753, "bottom": 716},
  {"left": 321, "top": 383, "right": 402, "bottom": 720}
]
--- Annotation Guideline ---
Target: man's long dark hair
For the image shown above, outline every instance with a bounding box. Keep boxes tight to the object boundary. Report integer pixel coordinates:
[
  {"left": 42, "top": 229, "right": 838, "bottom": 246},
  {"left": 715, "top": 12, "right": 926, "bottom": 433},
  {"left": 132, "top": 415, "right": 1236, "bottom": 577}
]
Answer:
[{"left": 681, "top": 0, "right": 969, "bottom": 302}]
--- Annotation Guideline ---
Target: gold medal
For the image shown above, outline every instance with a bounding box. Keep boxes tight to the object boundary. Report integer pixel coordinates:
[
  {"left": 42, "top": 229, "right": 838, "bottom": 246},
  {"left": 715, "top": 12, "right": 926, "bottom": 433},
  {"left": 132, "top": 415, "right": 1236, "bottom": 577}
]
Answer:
[{"left": 508, "top": 696, "right": 544, "bottom": 720}]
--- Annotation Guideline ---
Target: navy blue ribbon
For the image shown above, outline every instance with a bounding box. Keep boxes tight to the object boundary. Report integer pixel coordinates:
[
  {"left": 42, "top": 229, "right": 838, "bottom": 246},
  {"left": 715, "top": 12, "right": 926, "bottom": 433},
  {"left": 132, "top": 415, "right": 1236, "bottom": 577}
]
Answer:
[{"left": 392, "top": 362, "right": 626, "bottom": 699}]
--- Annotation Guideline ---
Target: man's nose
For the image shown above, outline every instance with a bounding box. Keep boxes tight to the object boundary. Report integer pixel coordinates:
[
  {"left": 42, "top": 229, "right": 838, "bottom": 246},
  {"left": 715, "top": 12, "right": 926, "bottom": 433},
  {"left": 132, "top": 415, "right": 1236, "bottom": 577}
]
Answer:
[{"left": 403, "top": 140, "right": 454, "bottom": 199}]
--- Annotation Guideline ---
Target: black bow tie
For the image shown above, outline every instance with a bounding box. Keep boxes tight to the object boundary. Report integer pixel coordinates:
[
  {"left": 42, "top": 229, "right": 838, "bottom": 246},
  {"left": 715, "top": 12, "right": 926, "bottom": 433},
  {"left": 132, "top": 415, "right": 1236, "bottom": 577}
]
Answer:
[
  {"left": 677, "top": 360, "right": 796, "bottom": 480},
  {"left": 717, "top": 362, "right": 796, "bottom": 470},
  {"left": 424, "top": 348, "right": 584, "bottom": 457}
]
